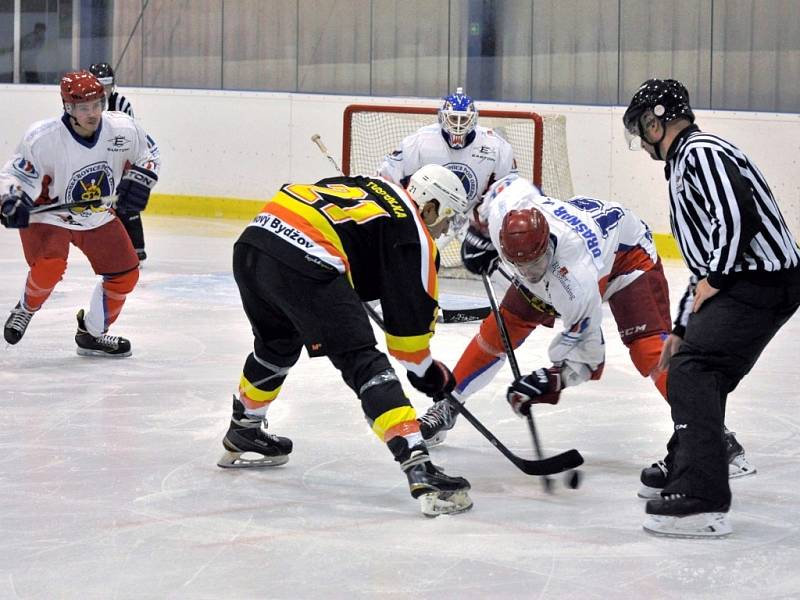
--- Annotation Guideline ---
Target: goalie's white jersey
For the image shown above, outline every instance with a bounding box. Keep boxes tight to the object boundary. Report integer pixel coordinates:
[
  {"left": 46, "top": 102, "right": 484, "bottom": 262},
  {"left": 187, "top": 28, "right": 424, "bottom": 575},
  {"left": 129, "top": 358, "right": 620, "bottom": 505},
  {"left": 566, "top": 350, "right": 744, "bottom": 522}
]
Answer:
[
  {"left": 0, "top": 112, "right": 160, "bottom": 231},
  {"left": 481, "top": 175, "right": 657, "bottom": 386},
  {"left": 378, "top": 123, "right": 516, "bottom": 207}
]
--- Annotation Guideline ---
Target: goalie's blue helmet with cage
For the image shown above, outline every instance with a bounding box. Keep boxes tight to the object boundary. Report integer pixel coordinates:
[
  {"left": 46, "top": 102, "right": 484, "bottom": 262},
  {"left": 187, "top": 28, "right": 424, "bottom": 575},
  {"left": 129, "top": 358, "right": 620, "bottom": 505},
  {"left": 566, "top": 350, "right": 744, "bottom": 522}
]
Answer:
[{"left": 438, "top": 87, "right": 478, "bottom": 149}]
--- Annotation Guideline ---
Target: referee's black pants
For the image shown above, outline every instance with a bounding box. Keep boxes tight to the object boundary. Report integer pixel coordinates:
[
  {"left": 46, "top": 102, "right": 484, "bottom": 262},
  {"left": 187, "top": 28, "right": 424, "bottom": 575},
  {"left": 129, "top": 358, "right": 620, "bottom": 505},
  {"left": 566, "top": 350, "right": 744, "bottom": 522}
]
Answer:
[{"left": 663, "top": 277, "right": 800, "bottom": 505}]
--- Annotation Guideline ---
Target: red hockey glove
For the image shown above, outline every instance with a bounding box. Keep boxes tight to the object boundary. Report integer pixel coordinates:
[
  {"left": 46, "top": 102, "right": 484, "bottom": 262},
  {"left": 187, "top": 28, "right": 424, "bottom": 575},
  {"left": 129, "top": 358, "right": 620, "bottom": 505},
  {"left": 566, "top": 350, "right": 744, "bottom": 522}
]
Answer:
[
  {"left": 506, "top": 366, "right": 562, "bottom": 416},
  {"left": 407, "top": 360, "right": 456, "bottom": 399}
]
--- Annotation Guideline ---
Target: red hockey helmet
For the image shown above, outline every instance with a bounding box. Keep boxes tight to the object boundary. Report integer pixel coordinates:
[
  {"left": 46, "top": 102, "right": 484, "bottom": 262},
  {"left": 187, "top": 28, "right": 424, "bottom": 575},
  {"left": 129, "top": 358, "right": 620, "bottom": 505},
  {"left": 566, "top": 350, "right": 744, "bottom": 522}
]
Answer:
[
  {"left": 499, "top": 208, "right": 551, "bottom": 281},
  {"left": 60, "top": 70, "right": 105, "bottom": 106}
]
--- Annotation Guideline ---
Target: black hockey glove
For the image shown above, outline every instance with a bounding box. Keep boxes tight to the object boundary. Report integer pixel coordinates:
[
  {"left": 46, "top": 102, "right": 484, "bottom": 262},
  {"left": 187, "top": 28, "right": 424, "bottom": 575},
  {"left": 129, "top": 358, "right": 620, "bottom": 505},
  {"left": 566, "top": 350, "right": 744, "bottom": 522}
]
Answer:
[
  {"left": 461, "top": 226, "right": 499, "bottom": 275},
  {"left": 116, "top": 165, "right": 158, "bottom": 213},
  {"left": 407, "top": 359, "right": 456, "bottom": 399},
  {"left": 0, "top": 187, "right": 33, "bottom": 229},
  {"left": 507, "top": 366, "right": 563, "bottom": 415}
]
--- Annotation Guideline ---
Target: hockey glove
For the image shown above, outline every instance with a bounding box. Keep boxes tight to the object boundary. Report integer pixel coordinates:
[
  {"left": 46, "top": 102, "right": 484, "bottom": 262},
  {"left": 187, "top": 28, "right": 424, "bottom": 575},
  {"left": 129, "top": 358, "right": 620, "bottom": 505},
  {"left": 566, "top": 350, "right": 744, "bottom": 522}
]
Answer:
[
  {"left": 116, "top": 165, "right": 158, "bottom": 213},
  {"left": 407, "top": 359, "right": 456, "bottom": 399},
  {"left": 460, "top": 226, "right": 499, "bottom": 275},
  {"left": 507, "top": 366, "right": 563, "bottom": 415},
  {"left": 0, "top": 187, "right": 33, "bottom": 229}
]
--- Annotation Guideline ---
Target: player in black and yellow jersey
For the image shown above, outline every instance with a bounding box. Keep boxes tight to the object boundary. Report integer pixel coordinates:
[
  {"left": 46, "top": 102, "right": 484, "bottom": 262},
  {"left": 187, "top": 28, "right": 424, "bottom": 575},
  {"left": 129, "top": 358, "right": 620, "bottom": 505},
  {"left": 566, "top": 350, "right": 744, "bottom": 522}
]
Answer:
[{"left": 217, "top": 164, "right": 473, "bottom": 516}]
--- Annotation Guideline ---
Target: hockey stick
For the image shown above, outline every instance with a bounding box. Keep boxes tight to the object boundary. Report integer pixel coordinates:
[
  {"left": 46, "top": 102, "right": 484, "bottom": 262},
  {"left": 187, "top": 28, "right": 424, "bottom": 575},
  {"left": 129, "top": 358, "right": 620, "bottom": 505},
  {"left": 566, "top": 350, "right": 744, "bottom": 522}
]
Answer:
[
  {"left": 30, "top": 195, "right": 118, "bottom": 215},
  {"left": 481, "top": 272, "right": 583, "bottom": 490},
  {"left": 311, "top": 134, "right": 344, "bottom": 175},
  {"left": 440, "top": 305, "right": 490, "bottom": 323},
  {"left": 361, "top": 301, "right": 581, "bottom": 476}
]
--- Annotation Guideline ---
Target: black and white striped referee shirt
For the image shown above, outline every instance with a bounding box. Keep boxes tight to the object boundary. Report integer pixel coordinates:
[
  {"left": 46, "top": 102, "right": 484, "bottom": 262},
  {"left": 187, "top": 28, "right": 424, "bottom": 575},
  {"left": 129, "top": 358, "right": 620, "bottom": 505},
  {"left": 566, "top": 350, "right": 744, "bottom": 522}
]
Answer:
[
  {"left": 667, "top": 125, "right": 800, "bottom": 332},
  {"left": 667, "top": 124, "right": 799, "bottom": 285},
  {"left": 108, "top": 91, "right": 134, "bottom": 118}
]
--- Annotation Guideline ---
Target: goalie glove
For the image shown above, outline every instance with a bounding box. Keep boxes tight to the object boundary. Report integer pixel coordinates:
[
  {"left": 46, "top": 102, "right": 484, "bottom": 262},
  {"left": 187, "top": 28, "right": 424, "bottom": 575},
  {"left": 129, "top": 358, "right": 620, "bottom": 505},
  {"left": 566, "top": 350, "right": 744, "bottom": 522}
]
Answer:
[
  {"left": 407, "top": 360, "right": 456, "bottom": 399},
  {"left": 116, "top": 165, "right": 158, "bottom": 213},
  {"left": 506, "top": 366, "right": 563, "bottom": 415},
  {"left": 0, "top": 187, "right": 33, "bottom": 229},
  {"left": 460, "top": 226, "right": 499, "bottom": 275}
]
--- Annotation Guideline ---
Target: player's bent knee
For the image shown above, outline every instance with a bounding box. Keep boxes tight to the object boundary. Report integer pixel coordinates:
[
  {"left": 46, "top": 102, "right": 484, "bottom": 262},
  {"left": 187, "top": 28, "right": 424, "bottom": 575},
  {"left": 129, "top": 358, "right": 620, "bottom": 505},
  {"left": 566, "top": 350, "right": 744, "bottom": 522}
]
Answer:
[
  {"left": 30, "top": 257, "right": 67, "bottom": 287},
  {"left": 628, "top": 333, "right": 665, "bottom": 377},
  {"left": 104, "top": 266, "right": 139, "bottom": 295}
]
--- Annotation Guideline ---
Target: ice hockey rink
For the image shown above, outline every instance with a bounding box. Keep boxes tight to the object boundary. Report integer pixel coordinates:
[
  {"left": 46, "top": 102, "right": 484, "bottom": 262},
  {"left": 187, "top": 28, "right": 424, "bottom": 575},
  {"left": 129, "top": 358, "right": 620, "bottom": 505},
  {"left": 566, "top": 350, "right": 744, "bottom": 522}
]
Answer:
[{"left": 1, "top": 215, "right": 799, "bottom": 600}]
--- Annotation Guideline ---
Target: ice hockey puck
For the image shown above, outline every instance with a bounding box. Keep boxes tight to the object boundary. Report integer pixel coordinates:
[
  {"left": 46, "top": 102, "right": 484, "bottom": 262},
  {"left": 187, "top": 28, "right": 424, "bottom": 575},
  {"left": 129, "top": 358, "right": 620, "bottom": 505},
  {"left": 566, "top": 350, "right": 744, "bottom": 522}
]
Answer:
[{"left": 565, "top": 469, "right": 582, "bottom": 489}]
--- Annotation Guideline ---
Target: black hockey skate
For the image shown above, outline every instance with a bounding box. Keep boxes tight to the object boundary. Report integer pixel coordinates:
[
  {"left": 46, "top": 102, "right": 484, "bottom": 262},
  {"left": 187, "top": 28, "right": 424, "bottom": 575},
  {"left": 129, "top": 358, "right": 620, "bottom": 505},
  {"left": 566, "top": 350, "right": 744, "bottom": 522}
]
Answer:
[
  {"left": 638, "top": 428, "right": 756, "bottom": 499},
  {"left": 418, "top": 395, "right": 459, "bottom": 447},
  {"left": 396, "top": 441, "right": 472, "bottom": 517},
  {"left": 643, "top": 494, "right": 731, "bottom": 538},
  {"left": 75, "top": 309, "right": 131, "bottom": 357},
  {"left": 217, "top": 395, "right": 293, "bottom": 468},
  {"left": 725, "top": 428, "right": 756, "bottom": 478},
  {"left": 637, "top": 460, "right": 669, "bottom": 500},
  {"left": 4, "top": 302, "right": 35, "bottom": 345}
]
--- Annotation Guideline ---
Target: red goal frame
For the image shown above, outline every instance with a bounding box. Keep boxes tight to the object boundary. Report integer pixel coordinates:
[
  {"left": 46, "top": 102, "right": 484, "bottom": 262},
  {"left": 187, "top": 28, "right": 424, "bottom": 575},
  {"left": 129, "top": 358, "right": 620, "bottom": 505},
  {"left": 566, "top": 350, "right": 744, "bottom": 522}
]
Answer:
[{"left": 342, "top": 104, "right": 545, "bottom": 187}]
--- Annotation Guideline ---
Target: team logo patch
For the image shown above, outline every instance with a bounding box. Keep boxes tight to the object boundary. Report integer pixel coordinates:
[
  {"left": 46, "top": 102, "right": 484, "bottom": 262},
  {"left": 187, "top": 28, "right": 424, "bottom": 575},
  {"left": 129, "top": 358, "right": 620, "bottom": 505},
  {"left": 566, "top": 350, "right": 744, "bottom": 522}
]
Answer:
[
  {"left": 12, "top": 158, "right": 38, "bottom": 180},
  {"left": 65, "top": 162, "right": 114, "bottom": 213},
  {"left": 444, "top": 162, "right": 478, "bottom": 203},
  {"left": 106, "top": 135, "right": 130, "bottom": 150}
]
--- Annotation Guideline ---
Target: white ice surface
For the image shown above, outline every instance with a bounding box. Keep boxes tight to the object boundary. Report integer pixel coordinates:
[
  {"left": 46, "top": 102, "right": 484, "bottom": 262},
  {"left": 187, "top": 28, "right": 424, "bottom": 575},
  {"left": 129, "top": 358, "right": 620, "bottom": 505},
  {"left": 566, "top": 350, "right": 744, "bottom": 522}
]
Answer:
[{"left": 1, "top": 216, "right": 799, "bottom": 600}]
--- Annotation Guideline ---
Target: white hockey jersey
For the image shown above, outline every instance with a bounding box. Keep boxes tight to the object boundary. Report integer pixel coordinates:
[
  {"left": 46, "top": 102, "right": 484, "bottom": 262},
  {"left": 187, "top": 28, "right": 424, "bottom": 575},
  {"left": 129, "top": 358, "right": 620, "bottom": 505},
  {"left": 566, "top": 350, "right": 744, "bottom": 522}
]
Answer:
[
  {"left": 481, "top": 175, "right": 657, "bottom": 387},
  {"left": 378, "top": 123, "right": 517, "bottom": 207},
  {"left": 0, "top": 112, "right": 160, "bottom": 231}
]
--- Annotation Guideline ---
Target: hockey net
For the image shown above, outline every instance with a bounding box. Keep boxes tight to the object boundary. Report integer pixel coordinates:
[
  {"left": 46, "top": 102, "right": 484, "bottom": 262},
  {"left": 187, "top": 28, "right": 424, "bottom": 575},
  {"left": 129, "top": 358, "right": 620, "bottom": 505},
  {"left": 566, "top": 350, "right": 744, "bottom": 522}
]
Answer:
[{"left": 342, "top": 104, "right": 574, "bottom": 277}]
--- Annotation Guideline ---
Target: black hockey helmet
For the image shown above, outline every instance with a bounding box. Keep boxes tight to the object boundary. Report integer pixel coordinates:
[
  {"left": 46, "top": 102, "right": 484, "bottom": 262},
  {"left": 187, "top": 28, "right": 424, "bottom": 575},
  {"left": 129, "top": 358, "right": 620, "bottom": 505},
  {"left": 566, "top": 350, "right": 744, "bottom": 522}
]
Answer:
[
  {"left": 623, "top": 79, "right": 694, "bottom": 137},
  {"left": 89, "top": 62, "right": 115, "bottom": 93}
]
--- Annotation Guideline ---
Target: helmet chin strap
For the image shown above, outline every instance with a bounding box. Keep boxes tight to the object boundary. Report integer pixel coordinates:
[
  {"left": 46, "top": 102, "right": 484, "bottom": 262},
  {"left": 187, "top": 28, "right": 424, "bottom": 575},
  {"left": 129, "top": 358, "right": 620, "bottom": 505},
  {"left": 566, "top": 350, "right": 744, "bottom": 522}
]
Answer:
[{"left": 639, "top": 117, "right": 667, "bottom": 160}]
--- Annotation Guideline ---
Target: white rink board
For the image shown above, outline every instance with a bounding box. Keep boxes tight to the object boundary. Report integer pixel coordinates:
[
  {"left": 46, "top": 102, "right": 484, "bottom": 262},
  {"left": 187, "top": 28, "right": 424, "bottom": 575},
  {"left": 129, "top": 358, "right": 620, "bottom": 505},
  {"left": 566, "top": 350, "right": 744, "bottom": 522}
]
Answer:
[{"left": 1, "top": 216, "right": 800, "bottom": 599}]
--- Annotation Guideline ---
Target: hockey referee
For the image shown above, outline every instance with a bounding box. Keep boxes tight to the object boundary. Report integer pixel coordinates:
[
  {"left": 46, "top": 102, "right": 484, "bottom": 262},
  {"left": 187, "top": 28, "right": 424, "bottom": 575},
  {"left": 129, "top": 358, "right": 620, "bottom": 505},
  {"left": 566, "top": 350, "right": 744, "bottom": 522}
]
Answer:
[{"left": 623, "top": 78, "right": 800, "bottom": 537}]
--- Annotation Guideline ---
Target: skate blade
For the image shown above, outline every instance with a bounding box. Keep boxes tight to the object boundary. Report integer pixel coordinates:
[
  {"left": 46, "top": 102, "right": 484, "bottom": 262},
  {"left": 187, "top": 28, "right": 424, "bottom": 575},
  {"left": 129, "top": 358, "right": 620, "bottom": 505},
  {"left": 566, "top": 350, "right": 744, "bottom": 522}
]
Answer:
[
  {"left": 637, "top": 484, "right": 663, "bottom": 500},
  {"left": 728, "top": 455, "right": 757, "bottom": 479},
  {"left": 643, "top": 512, "right": 732, "bottom": 538},
  {"left": 217, "top": 450, "right": 289, "bottom": 469},
  {"left": 419, "top": 490, "right": 473, "bottom": 518},
  {"left": 76, "top": 347, "right": 132, "bottom": 358}
]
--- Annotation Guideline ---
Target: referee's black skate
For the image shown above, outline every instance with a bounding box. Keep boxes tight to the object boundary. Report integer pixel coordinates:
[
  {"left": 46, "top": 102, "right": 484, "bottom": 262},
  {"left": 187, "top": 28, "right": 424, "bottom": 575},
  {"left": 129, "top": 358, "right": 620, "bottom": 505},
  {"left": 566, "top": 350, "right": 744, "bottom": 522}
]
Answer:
[
  {"left": 418, "top": 395, "right": 459, "bottom": 447},
  {"left": 724, "top": 428, "right": 756, "bottom": 478},
  {"left": 217, "top": 396, "right": 292, "bottom": 468},
  {"left": 643, "top": 494, "right": 731, "bottom": 538},
  {"left": 4, "top": 302, "right": 35, "bottom": 345},
  {"left": 638, "top": 428, "right": 756, "bottom": 499},
  {"left": 390, "top": 437, "right": 472, "bottom": 517},
  {"left": 74, "top": 309, "right": 131, "bottom": 357},
  {"left": 637, "top": 460, "right": 669, "bottom": 499}
]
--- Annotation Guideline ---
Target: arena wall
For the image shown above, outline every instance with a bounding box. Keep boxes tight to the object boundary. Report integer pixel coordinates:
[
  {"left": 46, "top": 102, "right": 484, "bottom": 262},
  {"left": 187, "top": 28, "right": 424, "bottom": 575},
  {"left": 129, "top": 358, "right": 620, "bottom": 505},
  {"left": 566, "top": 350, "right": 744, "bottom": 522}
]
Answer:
[{"left": 1, "top": 84, "right": 797, "bottom": 257}]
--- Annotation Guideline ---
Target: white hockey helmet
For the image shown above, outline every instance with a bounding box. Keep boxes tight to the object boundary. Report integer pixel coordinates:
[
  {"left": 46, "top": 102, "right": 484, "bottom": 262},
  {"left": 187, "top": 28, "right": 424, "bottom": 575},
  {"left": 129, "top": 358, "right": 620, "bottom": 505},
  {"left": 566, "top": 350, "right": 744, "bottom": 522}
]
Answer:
[{"left": 406, "top": 164, "right": 468, "bottom": 226}]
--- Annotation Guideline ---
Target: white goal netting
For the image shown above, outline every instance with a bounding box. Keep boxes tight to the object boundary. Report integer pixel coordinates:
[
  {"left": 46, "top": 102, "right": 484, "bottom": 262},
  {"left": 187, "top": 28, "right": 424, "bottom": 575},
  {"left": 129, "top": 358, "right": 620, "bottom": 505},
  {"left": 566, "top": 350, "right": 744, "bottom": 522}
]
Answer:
[{"left": 343, "top": 105, "right": 574, "bottom": 276}]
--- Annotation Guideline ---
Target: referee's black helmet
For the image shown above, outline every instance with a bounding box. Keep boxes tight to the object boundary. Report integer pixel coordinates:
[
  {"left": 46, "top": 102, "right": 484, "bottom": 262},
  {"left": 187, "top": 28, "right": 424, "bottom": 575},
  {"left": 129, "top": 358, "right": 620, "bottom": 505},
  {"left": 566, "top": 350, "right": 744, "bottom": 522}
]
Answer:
[{"left": 623, "top": 79, "right": 694, "bottom": 135}]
